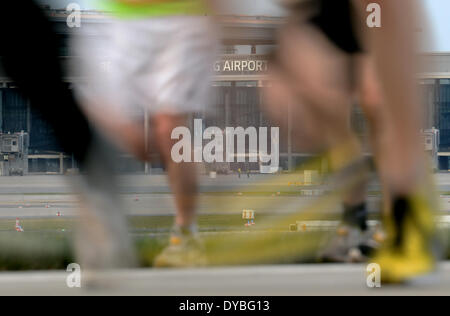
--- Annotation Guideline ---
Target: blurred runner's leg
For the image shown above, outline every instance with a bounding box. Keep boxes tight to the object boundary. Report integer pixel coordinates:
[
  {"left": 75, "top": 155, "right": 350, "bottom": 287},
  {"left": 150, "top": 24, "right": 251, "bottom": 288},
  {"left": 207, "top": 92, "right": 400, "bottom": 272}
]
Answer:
[
  {"left": 0, "top": 1, "right": 92, "bottom": 164},
  {"left": 264, "top": 3, "right": 374, "bottom": 262},
  {"left": 352, "top": 0, "right": 438, "bottom": 282},
  {"left": 74, "top": 2, "right": 216, "bottom": 268},
  {"left": 0, "top": 0, "right": 137, "bottom": 274}
]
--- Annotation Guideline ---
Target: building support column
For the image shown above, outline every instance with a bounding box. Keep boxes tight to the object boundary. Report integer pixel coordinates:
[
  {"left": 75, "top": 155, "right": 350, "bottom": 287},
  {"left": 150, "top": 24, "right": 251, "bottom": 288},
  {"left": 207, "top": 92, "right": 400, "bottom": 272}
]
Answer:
[
  {"left": 224, "top": 87, "right": 232, "bottom": 171},
  {"left": 0, "top": 89, "right": 3, "bottom": 133},
  {"left": 27, "top": 100, "right": 31, "bottom": 134},
  {"left": 59, "top": 152, "right": 64, "bottom": 175},
  {"left": 287, "top": 100, "right": 293, "bottom": 171},
  {"left": 225, "top": 88, "right": 231, "bottom": 128},
  {"left": 258, "top": 80, "right": 264, "bottom": 127},
  {"left": 144, "top": 107, "right": 151, "bottom": 174}
]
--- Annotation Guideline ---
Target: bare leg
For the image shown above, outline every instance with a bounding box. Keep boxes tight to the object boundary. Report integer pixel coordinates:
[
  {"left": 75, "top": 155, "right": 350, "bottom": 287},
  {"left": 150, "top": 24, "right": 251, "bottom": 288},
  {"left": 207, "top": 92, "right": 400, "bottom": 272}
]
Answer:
[
  {"left": 84, "top": 105, "right": 199, "bottom": 227},
  {"left": 355, "top": 56, "right": 392, "bottom": 214},
  {"left": 82, "top": 100, "right": 148, "bottom": 161},
  {"left": 151, "top": 114, "right": 198, "bottom": 228},
  {"left": 265, "top": 22, "right": 367, "bottom": 207},
  {"left": 352, "top": 0, "right": 436, "bottom": 282},
  {"left": 353, "top": 0, "right": 425, "bottom": 194},
  {"left": 150, "top": 114, "right": 206, "bottom": 267}
]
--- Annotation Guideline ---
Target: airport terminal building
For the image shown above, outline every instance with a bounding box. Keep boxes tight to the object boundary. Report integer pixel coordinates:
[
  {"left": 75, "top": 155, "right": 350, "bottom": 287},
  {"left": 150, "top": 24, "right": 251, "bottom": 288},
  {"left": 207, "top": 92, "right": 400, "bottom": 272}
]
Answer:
[{"left": 0, "top": 10, "right": 449, "bottom": 174}]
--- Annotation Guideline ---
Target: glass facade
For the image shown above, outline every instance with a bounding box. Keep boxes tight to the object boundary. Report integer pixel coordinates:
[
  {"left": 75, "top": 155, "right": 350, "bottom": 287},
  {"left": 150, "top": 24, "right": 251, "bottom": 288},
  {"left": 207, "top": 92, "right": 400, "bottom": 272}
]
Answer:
[
  {"left": 1, "top": 61, "right": 449, "bottom": 171},
  {"left": 206, "top": 83, "right": 272, "bottom": 171},
  {"left": 0, "top": 88, "right": 60, "bottom": 153},
  {"left": 438, "top": 80, "right": 450, "bottom": 150},
  {"left": 1, "top": 89, "right": 27, "bottom": 133},
  {"left": 421, "top": 79, "right": 450, "bottom": 150}
]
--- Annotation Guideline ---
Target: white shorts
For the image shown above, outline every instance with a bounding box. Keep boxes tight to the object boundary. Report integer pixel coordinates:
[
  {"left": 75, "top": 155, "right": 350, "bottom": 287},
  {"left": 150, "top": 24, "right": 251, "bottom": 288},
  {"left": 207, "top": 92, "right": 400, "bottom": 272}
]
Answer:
[{"left": 73, "top": 16, "right": 217, "bottom": 120}]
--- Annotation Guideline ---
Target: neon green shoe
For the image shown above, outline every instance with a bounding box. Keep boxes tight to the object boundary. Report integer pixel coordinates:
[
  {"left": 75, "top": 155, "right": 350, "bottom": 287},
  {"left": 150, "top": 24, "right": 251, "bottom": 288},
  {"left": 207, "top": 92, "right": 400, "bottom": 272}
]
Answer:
[
  {"left": 154, "top": 228, "right": 207, "bottom": 268},
  {"left": 372, "top": 193, "right": 438, "bottom": 284}
]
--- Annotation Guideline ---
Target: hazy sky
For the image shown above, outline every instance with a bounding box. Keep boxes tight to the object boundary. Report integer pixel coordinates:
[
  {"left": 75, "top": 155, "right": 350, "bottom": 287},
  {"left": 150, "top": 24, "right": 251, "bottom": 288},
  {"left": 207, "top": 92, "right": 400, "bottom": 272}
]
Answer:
[
  {"left": 423, "top": 0, "right": 450, "bottom": 52},
  {"left": 43, "top": 0, "right": 449, "bottom": 51}
]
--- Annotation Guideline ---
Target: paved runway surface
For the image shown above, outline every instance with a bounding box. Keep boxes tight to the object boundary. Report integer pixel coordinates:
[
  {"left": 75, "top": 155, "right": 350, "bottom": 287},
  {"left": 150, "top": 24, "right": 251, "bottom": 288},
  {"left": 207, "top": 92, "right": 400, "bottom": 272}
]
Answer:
[
  {"left": 0, "top": 263, "right": 449, "bottom": 296},
  {"left": 0, "top": 174, "right": 449, "bottom": 295},
  {"left": 1, "top": 174, "right": 450, "bottom": 218},
  {"left": 1, "top": 173, "right": 450, "bottom": 194}
]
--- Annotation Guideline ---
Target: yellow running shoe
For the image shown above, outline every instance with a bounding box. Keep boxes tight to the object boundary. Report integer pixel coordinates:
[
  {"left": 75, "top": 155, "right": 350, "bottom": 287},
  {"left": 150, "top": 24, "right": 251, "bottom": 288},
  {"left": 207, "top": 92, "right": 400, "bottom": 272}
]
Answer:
[
  {"left": 372, "top": 193, "right": 437, "bottom": 284},
  {"left": 154, "top": 228, "right": 207, "bottom": 268}
]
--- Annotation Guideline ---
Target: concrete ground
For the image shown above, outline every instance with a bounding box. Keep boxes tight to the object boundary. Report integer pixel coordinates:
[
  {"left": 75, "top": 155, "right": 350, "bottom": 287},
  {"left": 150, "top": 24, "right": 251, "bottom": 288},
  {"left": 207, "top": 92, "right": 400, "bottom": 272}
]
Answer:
[{"left": 0, "top": 263, "right": 448, "bottom": 296}]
